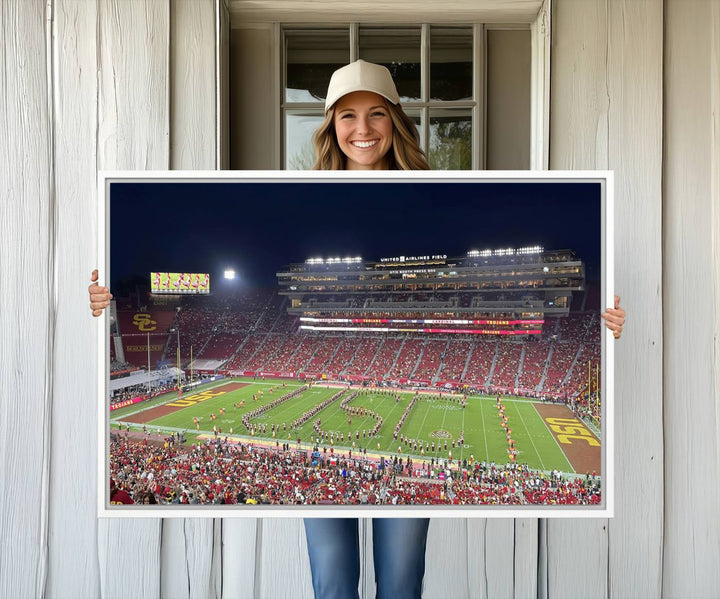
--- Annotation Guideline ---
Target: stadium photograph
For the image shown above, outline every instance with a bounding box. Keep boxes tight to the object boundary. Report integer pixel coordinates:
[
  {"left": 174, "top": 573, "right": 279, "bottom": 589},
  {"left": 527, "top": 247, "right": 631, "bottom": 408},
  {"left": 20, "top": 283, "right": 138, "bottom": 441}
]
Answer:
[{"left": 104, "top": 176, "right": 606, "bottom": 511}]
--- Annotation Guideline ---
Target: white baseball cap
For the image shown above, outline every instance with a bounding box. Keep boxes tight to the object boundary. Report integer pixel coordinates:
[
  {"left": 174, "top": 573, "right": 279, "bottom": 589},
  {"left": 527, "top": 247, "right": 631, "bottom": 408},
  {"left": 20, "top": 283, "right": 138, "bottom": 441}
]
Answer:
[{"left": 324, "top": 60, "right": 400, "bottom": 112}]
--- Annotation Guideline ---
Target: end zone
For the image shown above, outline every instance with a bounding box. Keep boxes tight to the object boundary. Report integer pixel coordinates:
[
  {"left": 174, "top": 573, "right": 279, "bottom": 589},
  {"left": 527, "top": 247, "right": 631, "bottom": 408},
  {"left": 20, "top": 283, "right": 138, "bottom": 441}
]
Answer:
[
  {"left": 121, "top": 381, "right": 250, "bottom": 424},
  {"left": 533, "top": 403, "right": 601, "bottom": 474}
]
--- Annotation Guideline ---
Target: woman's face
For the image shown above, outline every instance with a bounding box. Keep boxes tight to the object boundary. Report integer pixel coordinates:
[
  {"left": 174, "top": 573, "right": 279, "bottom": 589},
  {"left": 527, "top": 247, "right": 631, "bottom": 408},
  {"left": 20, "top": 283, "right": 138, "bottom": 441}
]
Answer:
[{"left": 333, "top": 91, "right": 393, "bottom": 170}]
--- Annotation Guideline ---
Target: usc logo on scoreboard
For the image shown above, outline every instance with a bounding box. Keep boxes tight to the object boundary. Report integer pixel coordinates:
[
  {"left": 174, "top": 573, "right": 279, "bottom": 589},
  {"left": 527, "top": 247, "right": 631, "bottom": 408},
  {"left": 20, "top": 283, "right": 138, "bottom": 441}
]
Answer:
[{"left": 133, "top": 313, "right": 157, "bottom": 332}]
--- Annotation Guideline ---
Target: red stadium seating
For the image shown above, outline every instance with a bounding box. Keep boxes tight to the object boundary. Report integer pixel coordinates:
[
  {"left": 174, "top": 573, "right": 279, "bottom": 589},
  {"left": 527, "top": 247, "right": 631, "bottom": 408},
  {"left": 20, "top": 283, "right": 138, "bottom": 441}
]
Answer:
[
  {"left": 388, "top": 338, "right": 424, "bottom": 380},
  {"left": 366, "top": 338, "right": 404, "bottom": 380},
  {"left": 517, "top": 340, "right": 551, "bottom": 392},
  {"left": 285, "top": 336, "right": 324, "bottom": 372},
  {"left": 344, "top": 338, "right": 383, "bottom": 376},
  {"left": 244, "top": 334, "right": 287, "bottom": 371},
  {"left": 542, "top": 341, "right": 581, "bottom": 395},
  {"left": 463, "top": 341, "right": 496, "bottom": 386},
  {"left": 323, "top": 338, "right": 361, "bottom": 377},
  {"left": 199, "top": 333, "right": 245, "bottom": 360},
  {"left": 305, "top": 337, "right": 342, "bottom": 374},
  {"left": 113, "top": 286, "right": 601, "bottom": 399},
  {"left": 491, "top": 343, "right": 524, "bottom": 389},
  {"left": 412, "top": 339, "right": 448, "bottom": 381},
  {"left": 437, "top": 339, "right": 472, "bottom": 382},
  {"left": 224, "top": 334, "right": 267, "bottom": 371}
]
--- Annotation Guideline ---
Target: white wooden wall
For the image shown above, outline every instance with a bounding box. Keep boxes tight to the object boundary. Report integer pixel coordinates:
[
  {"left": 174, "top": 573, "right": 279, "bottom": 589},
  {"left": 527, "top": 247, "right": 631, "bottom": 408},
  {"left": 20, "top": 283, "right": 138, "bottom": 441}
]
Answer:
[
  {"left": 663, "top": 1, "right": 720, "bottom": 596},
  {"left": 1, "top": 0, "right": 718, "bottom": 597}
]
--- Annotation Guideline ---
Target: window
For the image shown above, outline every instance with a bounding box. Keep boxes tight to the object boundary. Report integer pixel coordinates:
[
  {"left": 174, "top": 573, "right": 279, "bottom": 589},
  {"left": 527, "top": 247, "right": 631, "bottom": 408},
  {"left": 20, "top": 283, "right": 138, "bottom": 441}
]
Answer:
[
  {"left": 283, "top": 25, "right": 495, "bottom": 171},
  {"left": 229, "top": 19, "right": 538, "bottom": 170}
]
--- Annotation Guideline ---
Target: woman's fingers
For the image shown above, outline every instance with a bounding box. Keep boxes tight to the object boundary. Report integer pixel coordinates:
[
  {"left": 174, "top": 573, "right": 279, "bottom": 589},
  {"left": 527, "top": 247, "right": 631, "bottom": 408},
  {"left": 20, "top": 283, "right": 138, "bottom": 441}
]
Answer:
[
  {"left": 601, "top": 299, "right": 625, "bottom": 340},
  {"left": 89, "top": 289, "right": 113, "bottom": 304},
  {"left": 601, "top": 311, "right": 624, "bottom": 326},
  {"left": 89, "top": 269, "right": 112, "bottom": 316}
]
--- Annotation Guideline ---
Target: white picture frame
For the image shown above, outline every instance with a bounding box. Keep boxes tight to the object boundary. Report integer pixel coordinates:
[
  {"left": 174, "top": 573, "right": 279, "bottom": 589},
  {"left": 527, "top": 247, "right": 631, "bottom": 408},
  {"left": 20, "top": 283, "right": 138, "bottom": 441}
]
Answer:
[{"left": 98, "top": 170, "right": 614, "bottom": 518}]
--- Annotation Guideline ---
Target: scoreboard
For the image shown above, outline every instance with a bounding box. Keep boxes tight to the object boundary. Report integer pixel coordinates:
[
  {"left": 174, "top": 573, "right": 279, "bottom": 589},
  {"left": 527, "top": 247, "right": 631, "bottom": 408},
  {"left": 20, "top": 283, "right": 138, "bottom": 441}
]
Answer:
[{"left": 151, "top": 272, "right": 210, "bottom": 294}]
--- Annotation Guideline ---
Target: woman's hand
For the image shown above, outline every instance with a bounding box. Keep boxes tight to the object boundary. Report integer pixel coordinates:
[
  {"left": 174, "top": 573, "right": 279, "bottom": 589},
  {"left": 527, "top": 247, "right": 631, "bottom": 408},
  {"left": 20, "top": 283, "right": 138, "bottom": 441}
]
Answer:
[
  {"left": 601, "top": 295, "right": 625, "bottom": 339},
  {"left": 89, "top": 269, "right": 113, "bottom": 317}
]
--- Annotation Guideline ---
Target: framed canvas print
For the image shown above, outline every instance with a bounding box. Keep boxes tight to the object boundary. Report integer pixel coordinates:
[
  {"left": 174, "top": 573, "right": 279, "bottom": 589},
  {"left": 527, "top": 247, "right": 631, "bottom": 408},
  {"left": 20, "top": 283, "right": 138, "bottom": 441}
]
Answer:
[{"left": 97, "top": 171, "right": 614, "bottom": 518}]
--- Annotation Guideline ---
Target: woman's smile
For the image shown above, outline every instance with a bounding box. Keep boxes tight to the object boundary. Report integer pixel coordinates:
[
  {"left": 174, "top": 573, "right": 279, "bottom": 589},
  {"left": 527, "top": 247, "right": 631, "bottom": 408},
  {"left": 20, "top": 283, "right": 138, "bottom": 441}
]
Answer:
[{"left": 333, "top": 90, "right": 393, "bottom": 170}]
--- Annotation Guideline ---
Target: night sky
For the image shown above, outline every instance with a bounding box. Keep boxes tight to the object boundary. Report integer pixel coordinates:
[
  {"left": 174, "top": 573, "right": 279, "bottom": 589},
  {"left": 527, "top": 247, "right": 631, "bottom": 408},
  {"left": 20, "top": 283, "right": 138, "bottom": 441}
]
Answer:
[{"left": 110, "top": 180, "right": 602, "bottom": 295}]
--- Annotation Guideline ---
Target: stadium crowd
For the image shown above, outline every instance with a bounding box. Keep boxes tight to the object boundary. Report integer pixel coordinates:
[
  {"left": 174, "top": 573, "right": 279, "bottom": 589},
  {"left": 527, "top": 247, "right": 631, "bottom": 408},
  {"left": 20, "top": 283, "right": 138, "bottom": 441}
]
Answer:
[
  {"left": 108, "top": 436, "right": 601, "bottom": 507},
  {"left": 110, "top": 381, "right": 179, "bottom": 406}
]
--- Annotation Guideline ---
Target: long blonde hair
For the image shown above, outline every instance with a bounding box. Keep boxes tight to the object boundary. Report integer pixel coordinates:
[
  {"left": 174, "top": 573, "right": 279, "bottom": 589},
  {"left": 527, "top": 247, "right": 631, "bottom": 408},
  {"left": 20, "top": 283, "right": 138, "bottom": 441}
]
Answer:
[{"left": 312, "top": 100, "right": 430, "bottom": 171}]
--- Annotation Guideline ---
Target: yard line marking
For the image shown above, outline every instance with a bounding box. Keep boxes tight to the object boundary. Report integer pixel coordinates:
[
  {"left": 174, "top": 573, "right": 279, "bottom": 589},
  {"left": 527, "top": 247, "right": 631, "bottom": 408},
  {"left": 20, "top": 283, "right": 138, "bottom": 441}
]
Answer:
[
  {"left": 413, "top": 397, "right": 433, "bottom": 448},
  {"left": 531, "top": 403, "right": 574, "bottom": 473},
  {"left": 433, "top": 399, "right": 450, "bottom": 459},
  {"left": 375, "top": 393, "right": 405, "bottom": 451},
  {"left": 512, "top": 402, "right": 546, "bottom": 471},
  {"left": 460, "top": 402, "right": 466, "bottom": 462},
  {"left": 479, "top": 397, "right": 490, "bottom": 461}
]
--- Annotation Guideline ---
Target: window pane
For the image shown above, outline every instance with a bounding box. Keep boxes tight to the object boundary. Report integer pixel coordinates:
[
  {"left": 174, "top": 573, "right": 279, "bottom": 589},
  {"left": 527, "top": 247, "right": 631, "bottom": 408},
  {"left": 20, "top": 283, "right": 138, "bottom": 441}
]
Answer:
[
  {"left": 359, "top": 28, "right": 421, "bottom": 102},
  {"left": 486, "top": 30, "right": 530, "bottom": 169},
  {"left": 429, "top": 109, "right": 472, "bottom": 170},
  {"left": 286, "top": 30, "right": 349, "bottom": 103},
  {"left": 285, "top": 112, "right": 324, "bottom": 170},
  {"left": 402, "top": 109, "right": 423, "bottom": 148},
  {"left": 430, "top": 27, "right": 473, "bottom": 101}
]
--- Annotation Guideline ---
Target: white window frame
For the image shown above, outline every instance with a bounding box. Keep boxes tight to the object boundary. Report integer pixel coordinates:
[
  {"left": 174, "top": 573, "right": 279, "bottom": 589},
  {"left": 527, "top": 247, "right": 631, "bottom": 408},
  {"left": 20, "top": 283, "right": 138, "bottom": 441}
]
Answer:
[
  {"left": 282, "top": 24, "right": 481, "bottom": 169},
  {"left": 228, "top": 0, "right": 550, "bottom": 171}
]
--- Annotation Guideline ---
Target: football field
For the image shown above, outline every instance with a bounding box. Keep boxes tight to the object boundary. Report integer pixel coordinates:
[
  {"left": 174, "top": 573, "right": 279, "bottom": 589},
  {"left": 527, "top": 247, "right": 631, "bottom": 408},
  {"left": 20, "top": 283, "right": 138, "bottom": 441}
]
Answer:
[{"left": 111, "top": 378, "right": 600, "bottom": 473}]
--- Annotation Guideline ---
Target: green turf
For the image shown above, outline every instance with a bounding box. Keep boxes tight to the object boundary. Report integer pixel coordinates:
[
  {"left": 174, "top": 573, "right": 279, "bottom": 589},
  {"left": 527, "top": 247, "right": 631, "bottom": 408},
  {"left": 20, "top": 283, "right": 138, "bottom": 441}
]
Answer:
[
  {"left": 109, "top": 378, "right": 235, "bottom": 419},
  {"left": 111, "top": 379, "right": 583, "bottom": 472},
  {"left": 504, "top": 400, "right": 573, "bottom": 471}
]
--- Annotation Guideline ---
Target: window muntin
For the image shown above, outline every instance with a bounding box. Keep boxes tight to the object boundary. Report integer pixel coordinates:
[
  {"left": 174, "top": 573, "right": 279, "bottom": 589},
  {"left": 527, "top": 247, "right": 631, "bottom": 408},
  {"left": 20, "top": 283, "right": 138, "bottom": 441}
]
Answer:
[
  {"left": 285, "top": 30, "right": 349, "bottom": 103},
  {"left": 282, "top": 25, "right": 478, "bottom": 170}
]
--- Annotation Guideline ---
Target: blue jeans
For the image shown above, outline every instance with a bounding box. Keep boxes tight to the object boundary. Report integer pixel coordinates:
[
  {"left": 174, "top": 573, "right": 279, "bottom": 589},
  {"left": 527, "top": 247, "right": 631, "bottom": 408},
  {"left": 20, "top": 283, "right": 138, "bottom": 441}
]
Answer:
[{"left": 303, "top": 518, "right": 430, "bottom": 599}]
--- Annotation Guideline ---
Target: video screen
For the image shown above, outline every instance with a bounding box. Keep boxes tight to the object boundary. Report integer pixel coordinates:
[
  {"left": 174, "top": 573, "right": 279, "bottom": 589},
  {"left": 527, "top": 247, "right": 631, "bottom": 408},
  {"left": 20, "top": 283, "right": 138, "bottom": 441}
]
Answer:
[{"left": 151, "top": 272, "right": 210, "bottom": 294}]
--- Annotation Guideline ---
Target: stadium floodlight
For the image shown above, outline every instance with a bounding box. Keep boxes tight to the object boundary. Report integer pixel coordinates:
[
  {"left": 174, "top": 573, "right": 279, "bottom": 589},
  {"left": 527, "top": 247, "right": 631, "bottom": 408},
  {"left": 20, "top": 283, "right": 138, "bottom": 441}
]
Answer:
[
  {"left": 467, "top": 249, "right": 480, "bottom": 257},
  {"left": 224, "top": 269, "right": 236, "bottom": 280},
  {"left": 517, "top": 245, "right": 544, "bottom": 255}
]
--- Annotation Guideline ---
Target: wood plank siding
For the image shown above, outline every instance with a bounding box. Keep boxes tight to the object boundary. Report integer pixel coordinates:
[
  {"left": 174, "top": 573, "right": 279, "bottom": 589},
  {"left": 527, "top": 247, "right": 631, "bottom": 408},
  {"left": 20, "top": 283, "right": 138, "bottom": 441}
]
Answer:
[{"left": 1, "top": 0, "right": 718, "bottom": 597}]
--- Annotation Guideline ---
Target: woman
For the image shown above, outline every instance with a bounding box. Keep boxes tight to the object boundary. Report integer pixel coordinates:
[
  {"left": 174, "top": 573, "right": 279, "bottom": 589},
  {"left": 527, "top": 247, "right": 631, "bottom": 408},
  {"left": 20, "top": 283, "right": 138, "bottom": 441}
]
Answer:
[
  {"left": 312, "top": 60, "right": 429, "bottom": 172},
  {"left": 89, "top": 60, "right": 626, "bottom": 599},
  {"left": 302, "top": 61, "right": 433, "bottom": 599}
]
